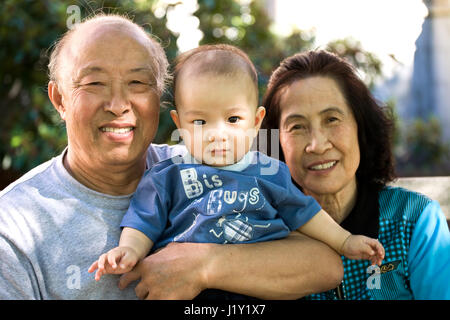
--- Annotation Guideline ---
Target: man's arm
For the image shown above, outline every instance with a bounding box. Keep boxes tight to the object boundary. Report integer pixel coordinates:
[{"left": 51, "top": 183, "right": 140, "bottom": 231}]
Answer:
[{"left": 119, "top": 231, "right": 343, "bottom": 299}]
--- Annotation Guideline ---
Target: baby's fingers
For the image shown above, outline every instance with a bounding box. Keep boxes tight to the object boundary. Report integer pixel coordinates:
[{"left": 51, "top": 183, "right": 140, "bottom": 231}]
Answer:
[
  {"left": 376, "top": 241, "right": 386, "bottom": 259},
  {"left": 369, "top": 257, "right": 377, "bottom": 266},
  {"left": 88, "top": 260, "right": 99, "bottom": 273},
  {"left": 97, "top": 253, "right": 108, "bottom": 272},
  {"left": 107, "top": 253, "right": 119, "bottom": 270},
  {"left": 366, "top": 239, "right": 385, "bottom": 265},
  {"left": 95, "top": 269, "right": 105, "bottom": 281},
  {"left": 119, "top": 251, "right": 139, "bottom": 270},
  {"left": 360, "top": 242, "right": 375, "bottom": 257}
]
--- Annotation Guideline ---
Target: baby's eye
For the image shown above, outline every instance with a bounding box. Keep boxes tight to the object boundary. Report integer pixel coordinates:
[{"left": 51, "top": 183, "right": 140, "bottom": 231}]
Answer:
[
  {"left": 228, "top": 116, "right": 240, "bottom": 123},
  {"left": 193, "top": 119, "right": 206, "bottom": 125}
]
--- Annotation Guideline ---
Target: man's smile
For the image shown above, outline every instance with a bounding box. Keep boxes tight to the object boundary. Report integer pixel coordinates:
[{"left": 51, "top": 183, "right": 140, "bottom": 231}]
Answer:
[{"left": 100, "top": 126, "right": 134, "bottom": 134}]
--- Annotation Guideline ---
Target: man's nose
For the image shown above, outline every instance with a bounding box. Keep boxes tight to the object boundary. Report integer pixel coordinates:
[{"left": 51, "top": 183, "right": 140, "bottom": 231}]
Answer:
[
  {"left": 104, "top": 85, "right": 130, "bottom": 116},
  {"left": 305, "top": 128, "right": 332, "bottom": 154}
]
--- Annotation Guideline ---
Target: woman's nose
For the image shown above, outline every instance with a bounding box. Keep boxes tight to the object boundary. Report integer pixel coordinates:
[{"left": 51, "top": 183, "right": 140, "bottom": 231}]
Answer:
[{"left": 305, "top": 128, "right": 332, "bottom": 154}]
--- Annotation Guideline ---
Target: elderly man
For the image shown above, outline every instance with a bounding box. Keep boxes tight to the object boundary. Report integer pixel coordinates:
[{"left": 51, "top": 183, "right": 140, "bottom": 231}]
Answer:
[{"left": 0, "top": 14, "right": 343, "bottom": 299}]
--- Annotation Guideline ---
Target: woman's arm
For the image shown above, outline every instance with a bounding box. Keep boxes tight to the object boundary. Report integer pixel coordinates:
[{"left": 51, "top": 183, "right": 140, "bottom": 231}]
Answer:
[
  {"left": 408, "top": 201, "right": 450, "bottom": 299},
  {"left": 118, "top": 231, "right": 343, "bottom": 299}
]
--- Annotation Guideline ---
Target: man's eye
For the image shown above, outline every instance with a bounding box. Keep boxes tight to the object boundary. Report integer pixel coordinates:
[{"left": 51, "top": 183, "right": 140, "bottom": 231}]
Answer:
[
  {"left": 130, "top": 80, "right": 145, "bottom": 85},
  {"left": 228, "top": 116, "right": 240, "bottom": 123},
  {"left": 86, "top": 82, "right": 103, "bottom": 86},
  {"left": 193, "top": 120, "right": 206, "bottom": 125}
]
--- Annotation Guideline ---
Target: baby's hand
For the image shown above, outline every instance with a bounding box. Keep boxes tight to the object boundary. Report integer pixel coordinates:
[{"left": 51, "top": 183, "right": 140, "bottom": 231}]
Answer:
[
  {"left": 88, "top": 246, "right": 139, "bottom": 281},
  {"left": 340, "top": 235, "right": 385, "bottom": 265}
]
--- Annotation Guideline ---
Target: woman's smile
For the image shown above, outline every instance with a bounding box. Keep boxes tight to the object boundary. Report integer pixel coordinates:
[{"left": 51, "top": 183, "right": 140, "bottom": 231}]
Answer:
[{"left": 307, "top": 160, "right": 338, "bottom": 171}]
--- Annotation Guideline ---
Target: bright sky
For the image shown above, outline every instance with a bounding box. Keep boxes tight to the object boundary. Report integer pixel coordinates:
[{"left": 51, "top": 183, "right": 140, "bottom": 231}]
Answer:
[
  {"left": 160, "top": 0, "right": 429, "bottom": 76},
  {"left": 272, "top": 0, "right": 428, "bottom": 76}
]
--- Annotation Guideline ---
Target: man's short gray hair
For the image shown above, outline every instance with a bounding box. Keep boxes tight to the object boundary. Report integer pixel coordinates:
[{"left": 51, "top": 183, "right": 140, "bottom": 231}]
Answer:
[{"left": 48, "top": 14, "right": 169, "bottom": 95}]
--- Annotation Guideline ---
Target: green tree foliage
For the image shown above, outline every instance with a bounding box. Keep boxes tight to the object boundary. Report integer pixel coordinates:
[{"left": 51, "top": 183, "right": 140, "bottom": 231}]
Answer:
[
  {"left": 0, "top": 0, "right": 390, "bottom": 189},
  {"left": 326, "top": 37, "right": 383, "bottom": 89},
  {"left": 396, "top": 116, "right": 450, "bottom": 176},
  {"left": 195, "top": 0, "right": 316, "bottom": 97},
  {"left": 1, "top": 0, "right": 70, "bottom": 178},
  {"left": 385, "top": 101, "right": 450, "bottom": 176},
  {"left": 0, "top": 0, "right": 176, "bottom": 188}
]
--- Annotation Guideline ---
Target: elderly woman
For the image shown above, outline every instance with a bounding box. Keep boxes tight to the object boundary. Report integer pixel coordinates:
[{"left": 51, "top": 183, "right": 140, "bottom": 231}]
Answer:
[{"left": 262, "top": 50, "right": 450, "bottom": 299}]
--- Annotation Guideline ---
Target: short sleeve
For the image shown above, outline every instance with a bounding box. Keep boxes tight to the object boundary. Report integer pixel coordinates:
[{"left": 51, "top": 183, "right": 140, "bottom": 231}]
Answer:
[
  {"left": 408, "top": 200, "right": 450, "bottom": 299},
  {"left": 274, "top": 166, "right": 322, "bottom": 230},
  {"left": 0, "top": 235, "right": 40, "bottom": 299},
  {"left": 146, "top": 144, "right": 187, "bottom": 168},
  {"left": 120, "top": 169, "right": 169, "bottom": 243}
]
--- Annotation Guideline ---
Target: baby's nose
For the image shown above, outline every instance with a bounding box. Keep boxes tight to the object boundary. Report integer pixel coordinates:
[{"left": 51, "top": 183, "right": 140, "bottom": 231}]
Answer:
[{"left": 207, "top": 127, "right": 228, "bottom": 142}]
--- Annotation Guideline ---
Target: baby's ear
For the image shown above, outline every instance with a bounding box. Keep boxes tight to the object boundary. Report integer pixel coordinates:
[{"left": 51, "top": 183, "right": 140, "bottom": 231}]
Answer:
[
  {"left": 254, "top": 106, "right": 266, "bottom": 131},
  {"left": 170, "top": 110, "right": 181, "bottom": 129}
]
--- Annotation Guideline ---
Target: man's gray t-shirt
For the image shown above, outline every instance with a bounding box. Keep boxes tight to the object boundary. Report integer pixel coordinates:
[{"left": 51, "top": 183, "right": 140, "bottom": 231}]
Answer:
[{"left": 0, "top": 144, "right": 185, "bottom": 299}]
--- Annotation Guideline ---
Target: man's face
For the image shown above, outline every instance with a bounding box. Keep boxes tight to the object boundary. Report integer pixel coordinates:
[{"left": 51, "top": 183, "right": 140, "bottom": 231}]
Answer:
[{"left": 55, "top": 24, "right": 160, "bottom": 169}]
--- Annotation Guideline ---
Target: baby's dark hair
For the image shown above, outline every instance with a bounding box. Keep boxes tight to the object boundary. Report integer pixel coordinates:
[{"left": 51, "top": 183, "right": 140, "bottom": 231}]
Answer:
[{"left": 173, "top": 44, "right": 258, "bottom": 107}]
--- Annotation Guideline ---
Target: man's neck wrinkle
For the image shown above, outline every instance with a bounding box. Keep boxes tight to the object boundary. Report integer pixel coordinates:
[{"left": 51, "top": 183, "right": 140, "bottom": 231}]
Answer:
[{"left": 63, "top": 151, "right": 145, "bottom": 196}]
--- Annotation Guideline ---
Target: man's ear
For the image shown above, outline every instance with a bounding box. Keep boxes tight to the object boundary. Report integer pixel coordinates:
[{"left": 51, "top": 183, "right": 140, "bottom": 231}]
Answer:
[
  {"left": 48, "top": 81, "right": 66, "bottom": 120},
  {"left": 170, "top": 109, "right": 181, "bottom": 129},
  {"left": 254, "top": 106, "right": 266, "bottom": 131}
]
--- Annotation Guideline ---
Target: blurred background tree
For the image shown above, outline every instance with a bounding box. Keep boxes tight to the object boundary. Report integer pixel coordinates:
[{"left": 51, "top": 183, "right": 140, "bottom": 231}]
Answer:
[
  {"left": 326, "top": 37, "right": 383, "bottom": 90},
  {"left": 0, "top": 0, "right": 176, "bottom": 188},
  {"left": 396, "top": 116, "right": 450, "bottom": 176},
  {"left": 2, "top": 0, "right": 447, "bottom": 189}
]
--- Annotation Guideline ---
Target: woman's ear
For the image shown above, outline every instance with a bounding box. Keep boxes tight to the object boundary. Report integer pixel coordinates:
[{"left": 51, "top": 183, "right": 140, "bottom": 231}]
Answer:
[
  {"left": 254, "top": 106, "right": 266, "bottom": 131},
  {"left": 48, "top": 81, "right": 66, "bottom": 120}
]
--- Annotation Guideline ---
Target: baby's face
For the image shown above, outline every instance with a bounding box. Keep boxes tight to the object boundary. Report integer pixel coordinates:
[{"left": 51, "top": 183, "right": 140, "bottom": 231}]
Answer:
[{"left": 172, "top": 74, "right": 265, "bottom": 166}]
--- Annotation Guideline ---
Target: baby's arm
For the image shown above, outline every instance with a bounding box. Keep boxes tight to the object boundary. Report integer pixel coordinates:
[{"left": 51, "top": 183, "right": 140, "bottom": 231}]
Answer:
[
  {"left": 298, "top": 209, "right": 384, "bottom": 265},
  {"left": 88, "top": 227, "right": 153, "bottom": 281}
]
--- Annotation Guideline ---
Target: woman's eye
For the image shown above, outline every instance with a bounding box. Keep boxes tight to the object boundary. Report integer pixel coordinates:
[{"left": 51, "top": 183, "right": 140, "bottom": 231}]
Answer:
[
  {"left": 290, "top": 124, "right": 306, "bottom": 131},
  {"left": 193, "top": 120, "right": 206, "bottom": 125},
  {"left": 228, "top": 116, "right": 240, "bottom": 123},
  {"left": 327, "top": 117, "right": 340, "bottom": 124},
  {"left": 130, "top": 80, "right": 145, "bottom": 85},
  {"left": 86, "top": 82, "right": 103, "bottom": 86}
]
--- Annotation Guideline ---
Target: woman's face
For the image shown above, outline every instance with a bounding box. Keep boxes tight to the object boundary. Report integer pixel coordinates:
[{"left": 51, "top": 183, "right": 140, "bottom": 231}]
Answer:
[{"left": 278, "top": 76, "right": 360, "bottom": 198}]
